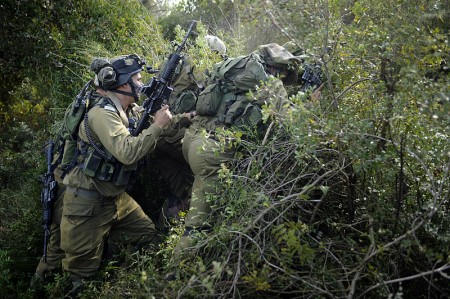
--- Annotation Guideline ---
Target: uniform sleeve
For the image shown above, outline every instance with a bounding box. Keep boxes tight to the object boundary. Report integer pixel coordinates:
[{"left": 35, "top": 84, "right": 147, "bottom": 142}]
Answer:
[{"left": 88, "top": 107, "right": 163, "bottom": 165}]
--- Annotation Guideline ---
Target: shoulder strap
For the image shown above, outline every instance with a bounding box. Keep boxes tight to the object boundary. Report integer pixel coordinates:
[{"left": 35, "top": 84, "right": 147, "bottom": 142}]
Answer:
[{"left": 84, "top": 98, "right": 115, "bottom": 162}]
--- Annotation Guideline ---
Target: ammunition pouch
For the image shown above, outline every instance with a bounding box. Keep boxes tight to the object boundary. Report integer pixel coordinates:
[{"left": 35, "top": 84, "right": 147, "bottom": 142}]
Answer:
[
  {"left": 196, "top": 83, "right": 223, "bottom": 116},
  {"left": 81, "top": 142, "right": 137, "bottom": 187},
  {"left": 60, "top": 138, "right": 77, "bottom": 169},
  {"left": 170, "top": 90, "right": 198, "bottom": 114}
]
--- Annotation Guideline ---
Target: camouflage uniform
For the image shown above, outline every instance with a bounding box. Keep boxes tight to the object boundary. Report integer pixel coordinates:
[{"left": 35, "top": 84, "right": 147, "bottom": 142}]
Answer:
[{"left": 175, "top": 44, "right": 297, "bottom": 255}]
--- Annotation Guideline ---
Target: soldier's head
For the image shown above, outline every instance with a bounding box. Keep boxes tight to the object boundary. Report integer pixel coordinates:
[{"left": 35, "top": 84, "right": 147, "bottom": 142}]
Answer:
[
  {"left": 205, "top": 35, "right": 227, "bottom": 55},
  {"left": 92, "top": 54, "right": 146, "bottom": 101},
  {"left": 255, "top": 43, "right": 301, "bottom": 85}
]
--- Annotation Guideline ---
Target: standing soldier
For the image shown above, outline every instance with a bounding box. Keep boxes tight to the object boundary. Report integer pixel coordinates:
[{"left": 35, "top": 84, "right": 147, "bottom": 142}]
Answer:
[{"left": 60, "top": 54, "right": 173, "bottom": 296}]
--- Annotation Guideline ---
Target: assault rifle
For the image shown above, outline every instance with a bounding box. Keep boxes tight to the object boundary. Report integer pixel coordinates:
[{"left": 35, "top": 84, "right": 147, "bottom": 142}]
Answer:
[
  {"left": 41, "top": 141, "right": 58, "bottom": 263},
  {"left": 131, "top": 20, "right": 197, "bottom": 136},
  {"left": 300, "top": 63, "right": 323, "bottom": 92}
]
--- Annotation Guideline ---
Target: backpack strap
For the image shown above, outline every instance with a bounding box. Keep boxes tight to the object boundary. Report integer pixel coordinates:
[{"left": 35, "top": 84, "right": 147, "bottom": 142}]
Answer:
[{"left": 84, "top": 97, "right": 116, "bottom": 162}]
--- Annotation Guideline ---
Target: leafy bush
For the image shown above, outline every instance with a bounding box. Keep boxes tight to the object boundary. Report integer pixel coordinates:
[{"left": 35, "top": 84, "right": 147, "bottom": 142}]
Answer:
[{"left": 1, "top": 0, "right": 449, "bottom": 298}]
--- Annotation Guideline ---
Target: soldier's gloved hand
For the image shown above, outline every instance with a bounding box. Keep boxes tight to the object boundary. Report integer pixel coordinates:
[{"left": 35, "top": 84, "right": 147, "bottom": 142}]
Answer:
[{"left": 153, "top": 105, "right": 173, "bottom": 129}]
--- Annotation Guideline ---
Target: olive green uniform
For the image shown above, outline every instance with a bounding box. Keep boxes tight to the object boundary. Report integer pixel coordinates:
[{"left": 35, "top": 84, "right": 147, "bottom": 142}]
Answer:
[
  {"left": 180, "top": 79, "right": 287, "bottom": 228},
  {"left": 176, "top": 45, "right": 291, "bottom": 255},
  {"left": 61, "top": 92, "right": 163, "bottom": 278},
  {"left": 153, "top": 56, "right": 204, "bottom": 226},
  {"left": 160, "top": 56, "right": 204, "bottom": 115}
]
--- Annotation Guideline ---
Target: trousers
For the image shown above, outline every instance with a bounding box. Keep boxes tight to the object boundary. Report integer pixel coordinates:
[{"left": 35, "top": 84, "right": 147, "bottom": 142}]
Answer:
[{"left": 60, "top": 189, "right": 158, "bottom": 278}]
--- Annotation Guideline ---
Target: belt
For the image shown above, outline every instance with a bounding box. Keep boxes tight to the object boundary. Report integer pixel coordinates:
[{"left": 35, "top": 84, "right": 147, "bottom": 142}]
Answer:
[{"left": 66, "top": 186, "right": 114, "bottom": 200}]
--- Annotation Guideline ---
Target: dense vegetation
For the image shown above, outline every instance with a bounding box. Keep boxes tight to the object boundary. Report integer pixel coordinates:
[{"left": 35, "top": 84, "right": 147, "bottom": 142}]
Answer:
[{"left": 0, "top": 0, "right": 448, "bottom": 298}]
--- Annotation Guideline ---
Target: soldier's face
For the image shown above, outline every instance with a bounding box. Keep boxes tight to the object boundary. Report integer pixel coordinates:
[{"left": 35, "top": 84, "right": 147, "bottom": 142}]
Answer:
[
  {"left": 131, "top": 73, "right": 144, "bottom": 89},
  {"left": 127, "top": 73, "right": 144, "bottom": 102}
]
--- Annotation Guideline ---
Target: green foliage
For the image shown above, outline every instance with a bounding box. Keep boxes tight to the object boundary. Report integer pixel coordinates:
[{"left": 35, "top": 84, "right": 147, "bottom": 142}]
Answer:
[
  {"left": 1, "top": 0, "right": 449, "bottom": 298},
  {"left": 0, "top": 250, "right": 14, "bottom": 298},
  {"left": 0, "top": 0, "right": 165, "bottom": 133}
]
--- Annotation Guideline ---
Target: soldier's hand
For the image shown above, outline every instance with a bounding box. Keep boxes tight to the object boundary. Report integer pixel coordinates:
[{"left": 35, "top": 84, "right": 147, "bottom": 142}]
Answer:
[
  {"left": 153, "top": 105, "right": 172, "bottom": 128},
  {"left": 310, "top": 83, "right": 324, "bottom": 102}
]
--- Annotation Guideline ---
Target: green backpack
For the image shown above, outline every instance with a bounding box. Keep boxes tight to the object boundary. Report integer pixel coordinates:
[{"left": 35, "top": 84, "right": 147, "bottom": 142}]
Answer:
[
  {"left": 160, "top": 56, "right": 203, "bottom": 114},
  {"left": 55, "top": 80, "right": 104, "bottom": 177},
  {"left": 195, "top": 53, "right": 269, "bottom": 128}
]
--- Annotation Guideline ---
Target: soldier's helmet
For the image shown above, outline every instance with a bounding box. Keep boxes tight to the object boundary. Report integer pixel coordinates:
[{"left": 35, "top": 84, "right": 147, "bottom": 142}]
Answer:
[
  {"left": 94, "top": 54, "right": 146, "bottom": 90},
  {"left": 255, "top": 43, "right": 302, "bottom": 85},
  {"left": 205, "top": 35, "right": 227, "bottom": 54},
  {"left": 256, "top": 43, "right": 301, "bottom": 68}
]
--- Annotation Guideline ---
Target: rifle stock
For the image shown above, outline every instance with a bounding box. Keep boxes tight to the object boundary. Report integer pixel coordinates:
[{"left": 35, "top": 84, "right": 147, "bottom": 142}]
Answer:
[{"left": 131, "top": 20, "right": 197, "bottom": 136}]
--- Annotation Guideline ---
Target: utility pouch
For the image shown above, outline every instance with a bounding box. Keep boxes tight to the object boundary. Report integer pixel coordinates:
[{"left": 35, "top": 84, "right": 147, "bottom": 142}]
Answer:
[
  {"left": 196, "top": 83, "right": 223, "bottom": 116},
  {"left": 82, "top": 148, "right": 114, "bottom": 181},
  {"left": 233, "top": 103, "right": 263, "bottom": 128},
  {"left": 60, "top": 139, "right": 77, "bottom": 168},
  {"left": 224, "top": 98, "right": 262, "bottom": 128},
  {"left": 110, "top": 163, "right": 138, "bottom": 186},
  {"left": 170, "top": 90, "right": 198, "bottom": 114}
]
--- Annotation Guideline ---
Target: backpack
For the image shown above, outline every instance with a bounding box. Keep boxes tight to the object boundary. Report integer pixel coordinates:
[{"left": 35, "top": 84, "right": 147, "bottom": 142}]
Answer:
[
  {"left": 160, "top": 56, "right": 203, "bottom": 114},
  {"left": 195, "top": 53, "right": 269, "bottom": 129},
  {"left": 54, "top": 80, "right": 104, "bottom": 177}
]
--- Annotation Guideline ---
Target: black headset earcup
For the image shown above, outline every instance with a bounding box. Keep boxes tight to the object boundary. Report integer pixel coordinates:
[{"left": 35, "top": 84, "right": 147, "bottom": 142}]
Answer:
[{"left": 97, "top": 66, "right": 116, "bottom": 89}]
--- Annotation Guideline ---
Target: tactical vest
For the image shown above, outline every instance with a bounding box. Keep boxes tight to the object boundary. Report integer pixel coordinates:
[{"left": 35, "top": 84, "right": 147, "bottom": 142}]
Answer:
[
  {"left": 194, "top": 53, "right": 269, "bottom": 132},
  {"left": 78, "top": 98, "right": 139, "bottom": 187}
]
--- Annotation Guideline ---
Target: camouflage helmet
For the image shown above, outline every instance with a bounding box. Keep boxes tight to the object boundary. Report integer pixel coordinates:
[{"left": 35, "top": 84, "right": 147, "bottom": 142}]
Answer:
[
  {"left": 95, "top": 54, "right": 145, "bottom": 90},
  {"left": 255, "top": 43, "right": 302, "bottom": 85},
  {"left": 205, "top": 35, "right": 227, "bottom": 54},
  {"left": 255, "top": 43, "right": 301, "bottom": 68}
]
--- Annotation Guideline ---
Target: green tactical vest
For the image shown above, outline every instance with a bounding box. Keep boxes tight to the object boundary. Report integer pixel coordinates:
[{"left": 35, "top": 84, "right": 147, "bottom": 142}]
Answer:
[{"left": 78, "top": 98, "right": 139, "bottom": 187}]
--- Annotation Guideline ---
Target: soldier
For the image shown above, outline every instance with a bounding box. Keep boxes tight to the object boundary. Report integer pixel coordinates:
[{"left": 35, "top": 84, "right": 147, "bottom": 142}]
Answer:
[
  {"left": 154, "top": 35, "right": 228, "bottom": 228},
  {"left": 60, "top": 54, "right": 174, "bottom": 295},
  {"left": 31, "top": 65, "right": 109, "bottom": 292},
  {"left": 173, "top": 43, "right": 301, "bottom": 257},
  {"left": 282, "top": 40, "right": 325, "bottom": 100}
]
